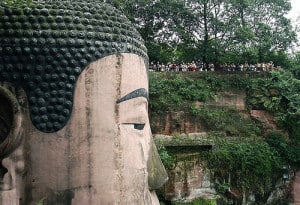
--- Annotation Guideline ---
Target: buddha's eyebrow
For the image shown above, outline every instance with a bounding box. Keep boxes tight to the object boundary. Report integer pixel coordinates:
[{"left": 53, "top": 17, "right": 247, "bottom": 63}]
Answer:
[{"left": 116, "top": 88, "right": 149, "bottom": 103}]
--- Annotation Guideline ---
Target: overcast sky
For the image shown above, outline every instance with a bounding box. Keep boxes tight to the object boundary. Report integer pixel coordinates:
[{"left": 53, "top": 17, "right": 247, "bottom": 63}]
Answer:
[
  {"left": 287, "top": 0, "right": 300, "bottom": 51},
  {"left": 288, "top": 0, "right": 300, "bottom": 22}
]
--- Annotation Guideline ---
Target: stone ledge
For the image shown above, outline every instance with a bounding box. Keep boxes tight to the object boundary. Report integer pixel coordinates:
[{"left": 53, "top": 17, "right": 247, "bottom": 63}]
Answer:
[{"left": 153, "top": 132, "right": 214, "bottom": 148}]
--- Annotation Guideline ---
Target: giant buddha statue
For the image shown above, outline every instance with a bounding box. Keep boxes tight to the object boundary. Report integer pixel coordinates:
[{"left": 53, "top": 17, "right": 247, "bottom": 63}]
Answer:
[{"left": 0, "top": 1, "right": 168, "bottom": 204}]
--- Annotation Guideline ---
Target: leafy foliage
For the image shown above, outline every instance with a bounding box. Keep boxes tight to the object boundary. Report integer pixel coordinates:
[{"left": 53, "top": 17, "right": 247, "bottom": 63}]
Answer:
[
  {"left": 104, "top": 0, "right": 297, "bottom": 65},
  {"left": 247, "top": 70, "right": 300, "bottom": 144},
  {"left": 149, "top": 73, "right": 215, "bottom": 112},
  {"left": 203, "top": 139, "right": 283, "bottom": 201},
  {"left": 191, "top": 106, "right": 262, "bottom": 137},
  {"left": 149, "top": 72, "right": 252, "bottom": 112},
  {"left": 266, "top": 131, "right": 300, "bottom": 166},
  {"left": 157, "top": 146, "right": 176, "bottom": 170}
]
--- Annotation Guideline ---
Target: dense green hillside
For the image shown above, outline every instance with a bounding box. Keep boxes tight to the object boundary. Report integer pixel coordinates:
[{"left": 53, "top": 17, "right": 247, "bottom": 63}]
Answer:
[{"left": 149, "top": 71, "right": 300, "bottom": 204}]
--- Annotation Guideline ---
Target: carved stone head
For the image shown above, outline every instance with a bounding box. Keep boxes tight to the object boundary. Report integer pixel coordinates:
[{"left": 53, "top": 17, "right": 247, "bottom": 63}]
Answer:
[{"left": 0, "top": 1, "right": 167, "bottom": 204}]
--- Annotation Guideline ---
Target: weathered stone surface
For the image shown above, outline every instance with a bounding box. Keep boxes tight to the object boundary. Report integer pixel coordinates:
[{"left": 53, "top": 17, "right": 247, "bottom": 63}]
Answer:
[
  {"left": 150, "top": 111, "right": 206, "bottom": 135},
  {"left": 0, "top": 54, "right": 167, "bottom": 205},
  {"left": 211, "top": 90, "right": 246, "bottom": 110},
  {"left": 0, "top": 0, "right": 147, "bottom": 132},
  {"left": 291, "top": 171, "right": 300, "bottom": 204},
  {"left": 154, "top": 133, "right": 213, "bottom": 147},
  {"left": 154, "top": 134, "right": 215, "bottom": 202},
  {"left": 148, "top": 139, "right": 169, "bottom": 190},
  {"left": 150, "top": 89, "right": 246, "bottom": 135},
  {"left": 161, "top": 149, "right": 216, "bottom": 202},
  {"left": 250, "top": 110, "right": 279, "bottom": 130}
]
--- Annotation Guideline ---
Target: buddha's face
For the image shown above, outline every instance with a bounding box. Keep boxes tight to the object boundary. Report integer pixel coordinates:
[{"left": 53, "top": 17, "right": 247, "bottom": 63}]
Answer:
[{"left": 0, "top": 54, "right": 167, "bottom": 205}]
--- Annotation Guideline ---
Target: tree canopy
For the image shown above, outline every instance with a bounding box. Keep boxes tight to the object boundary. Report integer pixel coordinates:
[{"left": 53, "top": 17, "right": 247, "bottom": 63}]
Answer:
[{"left": 105, "top": 0, "right": 297, "bottom": 66}]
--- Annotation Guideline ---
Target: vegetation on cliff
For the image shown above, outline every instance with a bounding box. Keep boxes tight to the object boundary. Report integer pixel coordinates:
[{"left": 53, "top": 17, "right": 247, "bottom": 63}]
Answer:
[{"left": 149, "top": 69, "right": 300, "bottom": 204}]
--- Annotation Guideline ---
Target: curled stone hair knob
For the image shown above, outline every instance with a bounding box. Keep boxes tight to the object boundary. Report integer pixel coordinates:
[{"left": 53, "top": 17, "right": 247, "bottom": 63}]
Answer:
[
  {"left": 62, "top": 109, "right": 70, "bottom": 117},
  {"left": 67, "top": 24, "right": 74, "bottom": 30},
  {"left": 50, "top": 113, "right": 58, "bottom": 121},
  {"left": 58, "top": 115, "right": 65, "bottom": 123},
  {"left": 40, "top": 23, "right": 48, "bottom": 29},
  {"left": 49, "top": 9, "right": 57, "bottom": 16},
  {"left": 64, "top": 16, "right": 72, "bottom": 23},
  {"left": 38, "top": 16, "right": 46, "bottom": 23},
  {"left": 34, "top": 90, "right": 44, "bottom": 99},
  {"left": 40, "top": 115, "right": 49, "bottom": 123},
  {"left": 12, "top": 74, "right": 19, "bottom": 80},
  {"left": 32, "top": 47, "right": 40, "bottom": 54},
  {"left": 13, "top": 22, "right": 22, "bottom": 29},
  {"left": 55, "top": 16, "right": 63, "bottom": 23},
  {"left": 47, "top": 16, "right": 54, "bottom": 23},
  {"left": 33, "top": 116, "right": 41, "bottom": 124},
  {"left": 32, "top": 8, "right": 40, "bottom": 15},
  {"left": 73, "top": 16, "right": 80, "bottom": 24},
  {"left": 46, "top": 122, "right": 53, "bottom": 130},
  {"left": 65, "top": 101, "right": 72, "bottom": 109},
  {"left": 57, "top": 97, "right": 64, "bottom": 105},
  {"left": 38, "top": 123, "right": 47, "bottom": 130},
  {"left": 39, "top": 107, "right": 47, "bottom": 114},
  {"left": 40, "top": 8, "right": 49, "bottom": 16}
]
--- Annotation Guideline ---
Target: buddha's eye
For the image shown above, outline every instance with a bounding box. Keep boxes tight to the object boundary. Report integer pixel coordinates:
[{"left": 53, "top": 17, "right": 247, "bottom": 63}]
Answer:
[
  {"left": 134, "top": 123, "right": 145, "bottom": 130},
  {"left": 122, "top": 123, "right": 145, "bottom": 131}
]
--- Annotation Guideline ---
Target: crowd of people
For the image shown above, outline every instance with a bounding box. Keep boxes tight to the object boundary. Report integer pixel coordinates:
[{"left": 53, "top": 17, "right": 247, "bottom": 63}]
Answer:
[{"left": 149, "top": 61, "right": 283, "bottom": 72}]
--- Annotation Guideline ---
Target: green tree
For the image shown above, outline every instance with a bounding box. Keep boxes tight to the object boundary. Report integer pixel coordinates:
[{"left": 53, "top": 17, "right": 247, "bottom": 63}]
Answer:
[
  {"left": 205, "top": 140, "right": 282, "bottom": 204},
  {"left": 222, "top": 0, "right": 296, "bottom": 63},
  {"left": 102, "top": 0, "right": 297, "bottom": 65}
]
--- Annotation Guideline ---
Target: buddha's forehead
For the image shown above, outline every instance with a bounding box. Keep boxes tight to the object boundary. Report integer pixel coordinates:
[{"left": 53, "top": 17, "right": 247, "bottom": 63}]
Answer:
[{"left": 0, "top": 1, "right": 148, "bottom": 133}]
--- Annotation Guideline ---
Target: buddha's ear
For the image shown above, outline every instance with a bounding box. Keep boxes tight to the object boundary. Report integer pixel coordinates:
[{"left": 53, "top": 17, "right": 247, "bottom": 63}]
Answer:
[
  {"left": 0, "top": 86, "right": 25, "bottom": 191},
  {"left": 0, "top": 158, "right": 14, "bottom": 190},
  {"left": 147, "top": 137, "right": 168, "bottom": 190},
  {"left": 0, "top": 86, "right": 24, "bottom": 159},
  {"left": 0, "top": 162, "right": 8, "bottom": 181}
]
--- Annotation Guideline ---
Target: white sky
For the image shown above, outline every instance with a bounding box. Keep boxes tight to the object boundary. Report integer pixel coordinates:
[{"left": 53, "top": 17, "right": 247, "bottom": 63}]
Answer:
[
  {"left": 288, "top": 0, "right": 300, "bottom": 21},
  {"left": 287, "top": 0, "right": 300, "bottom": 51}
]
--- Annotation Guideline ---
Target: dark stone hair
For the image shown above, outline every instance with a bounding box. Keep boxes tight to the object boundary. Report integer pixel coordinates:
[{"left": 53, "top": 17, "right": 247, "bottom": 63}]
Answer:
[{"left": 0, "top": 0, "right": 148, "bottom": 133}]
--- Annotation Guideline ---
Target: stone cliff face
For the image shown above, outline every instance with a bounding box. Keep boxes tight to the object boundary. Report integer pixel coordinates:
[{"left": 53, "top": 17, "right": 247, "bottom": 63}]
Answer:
[
  {"left": 151, "top": 88, "right": 280, "bottom": 136},
  {"left": 151, "top": 89, "right": 248, "bottom": 135},
  {"left": 150, "top": 111, "right": 205, "bottom": 135},
  {"left": 162, "top": 149, "right": 215, "bottom": 202},
  {"left": 151, "top": 88, "right": 283, "bottom": 203}
]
